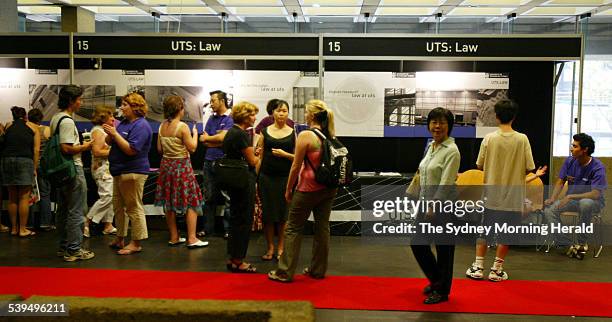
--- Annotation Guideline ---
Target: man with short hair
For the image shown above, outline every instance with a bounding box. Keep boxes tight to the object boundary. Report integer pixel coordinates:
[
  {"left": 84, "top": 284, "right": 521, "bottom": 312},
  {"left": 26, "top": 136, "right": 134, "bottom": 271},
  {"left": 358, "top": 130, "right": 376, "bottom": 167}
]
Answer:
[
  {"left": 50, "top": 85, "right": 95, "bottom": 262},
  {"left": 544, "top": 133, "right": 607, "bottom": 257},
  {"left": 466, "top": 99, "right": 535, "bottom": 282},
  {"left": 199, "top": 90, "right": 233, "bottom": 238}
]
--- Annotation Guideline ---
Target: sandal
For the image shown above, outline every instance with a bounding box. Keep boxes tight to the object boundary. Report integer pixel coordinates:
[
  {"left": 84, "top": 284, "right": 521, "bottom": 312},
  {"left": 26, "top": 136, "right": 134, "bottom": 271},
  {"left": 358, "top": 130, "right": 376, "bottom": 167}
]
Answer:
[
  {"left": 117, "top": 247, "right": 142, "bottom": 255},
  {"left": 261, "top": 252, "right": 274, "bottom": 261},
  {"left": 19, "top": 230, "right": 36, "bottom": 238},
  {"left": 268, "top": 270, "right": 291, "bottom": 283},
  {"left": 227, "top": 261, "right": 257, "bottom": 273},
  {"left": 0, "top": 225, "right": 9, "bottom": 233}
]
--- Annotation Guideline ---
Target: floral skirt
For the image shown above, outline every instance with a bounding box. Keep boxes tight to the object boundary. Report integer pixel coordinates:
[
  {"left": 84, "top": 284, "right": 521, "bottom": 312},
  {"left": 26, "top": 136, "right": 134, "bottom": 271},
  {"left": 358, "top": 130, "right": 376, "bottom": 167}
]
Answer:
[{"left": 154, "top": 157, "right": 203, "bottom": 215}]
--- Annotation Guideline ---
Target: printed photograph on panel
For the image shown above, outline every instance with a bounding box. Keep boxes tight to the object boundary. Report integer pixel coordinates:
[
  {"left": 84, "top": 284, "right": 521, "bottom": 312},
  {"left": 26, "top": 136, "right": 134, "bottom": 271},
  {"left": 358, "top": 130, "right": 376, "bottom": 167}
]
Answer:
[
  {"left": 126, "top": 86, "right": 209, "bottom": 123},
  {"left": 414, "top": 90, "right": 506, "bottom": 127},
  {"left": 475, "top": 89, "right": 509, "bottom": 127},
  {"left": 384, "top": 88, "right": 416, "bottom": 126},
  {"left": 29, "top": 85, "right": 115, "bottom": 121}
]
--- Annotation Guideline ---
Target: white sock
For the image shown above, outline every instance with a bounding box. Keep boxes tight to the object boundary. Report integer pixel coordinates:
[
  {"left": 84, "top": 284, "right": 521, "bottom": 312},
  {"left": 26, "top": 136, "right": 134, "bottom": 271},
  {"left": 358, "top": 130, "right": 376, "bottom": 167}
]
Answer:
[
  {"left": 493, "top": 257, "right": 504, "bottom": 270},
  {"left": 475, "top": 256, "right": 485, "bottom": 268}
]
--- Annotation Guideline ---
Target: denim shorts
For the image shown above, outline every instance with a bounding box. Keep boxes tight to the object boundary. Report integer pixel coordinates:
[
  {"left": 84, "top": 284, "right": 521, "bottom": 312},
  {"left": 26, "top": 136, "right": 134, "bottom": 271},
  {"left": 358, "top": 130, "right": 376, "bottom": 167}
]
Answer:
[{"left": 0, "top": 157, "right": 34, "bottom": 186}]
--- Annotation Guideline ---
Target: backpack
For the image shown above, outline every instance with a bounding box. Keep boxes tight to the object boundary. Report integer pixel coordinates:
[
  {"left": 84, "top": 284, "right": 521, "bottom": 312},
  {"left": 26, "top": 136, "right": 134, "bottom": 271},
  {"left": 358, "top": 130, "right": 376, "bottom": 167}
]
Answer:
[
  {"left": 40, "top": 115, "right": 76, "bottom": 186},
  {"left": 304, "top": 128, "right": 353, "bottom": 188}
]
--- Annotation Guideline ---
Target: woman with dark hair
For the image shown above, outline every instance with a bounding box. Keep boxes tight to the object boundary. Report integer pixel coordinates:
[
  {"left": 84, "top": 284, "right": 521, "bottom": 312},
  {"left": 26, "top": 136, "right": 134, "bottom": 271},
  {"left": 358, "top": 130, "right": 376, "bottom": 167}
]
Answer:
[
  {"left": 27, "top": 108, "right": 53, "bottom": 231},
  {"left": 105, "top": 92, "right": 152, "bottom": 255},
  {"left": 268, "top": 99, "right": 338, "bottom": 283},
  {"left": 0, "top": 106, "right": 41, "bottom": 237},
  {"left": 224, "top": 101, "right": 260, "bottom": 273},
  {"left": 155, "top": 95, "right": 207, "bottom": 248},
  {"left": 410, "top": 107, "right": 460, "bottom": 304},
  {"left": 83, "top": 105, "right": 117, "bottom": 237},
  {"left": 256, "top": 99, "right": 295, "bottom": 261}
]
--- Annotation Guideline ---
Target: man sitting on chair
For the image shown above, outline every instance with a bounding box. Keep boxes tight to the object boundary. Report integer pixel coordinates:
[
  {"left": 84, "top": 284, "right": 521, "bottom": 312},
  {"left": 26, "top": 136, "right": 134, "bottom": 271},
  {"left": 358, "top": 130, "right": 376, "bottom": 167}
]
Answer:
[{"left": 544, "top": 133, "right": 607, "bottom": 257}]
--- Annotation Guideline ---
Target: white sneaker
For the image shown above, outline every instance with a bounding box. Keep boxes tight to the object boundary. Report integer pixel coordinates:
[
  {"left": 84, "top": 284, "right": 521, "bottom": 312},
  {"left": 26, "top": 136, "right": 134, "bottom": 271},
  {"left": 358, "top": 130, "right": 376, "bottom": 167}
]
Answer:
[
  {"left": 466, "top": 263, "right": 484, "bottom": 279},
  {"left": 488, "top": 268, "right": 509, "bottom": 282}
]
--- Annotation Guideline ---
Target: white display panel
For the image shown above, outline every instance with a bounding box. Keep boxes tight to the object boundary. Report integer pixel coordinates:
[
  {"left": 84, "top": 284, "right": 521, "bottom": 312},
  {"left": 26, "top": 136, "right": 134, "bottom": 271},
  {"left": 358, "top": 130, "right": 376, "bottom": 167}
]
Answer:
[
  {"left": 324, "top": 72, "right": 388, "bottom": 137},
  {"left": 0, "top": 68, "right": 30, "bottom": 122},
  {"left": 233, "top": 70, "right": 300, "bottom": 122}
]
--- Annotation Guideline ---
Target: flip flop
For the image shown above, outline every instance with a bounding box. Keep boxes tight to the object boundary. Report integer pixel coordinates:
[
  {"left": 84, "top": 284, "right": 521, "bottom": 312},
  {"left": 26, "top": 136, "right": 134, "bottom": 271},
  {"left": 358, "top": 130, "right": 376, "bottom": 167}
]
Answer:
[
  {"left": 168, "top": 237, "right": 186, "bottom": 246},
  {"left": 102, "top": 227, "right": 117, "bottom": 235},
  {"left": 186, "top": 240, "right": 209, "bottom": 249},
  {"left": 19, "top": 230, "right": 36, "bottom": 238},
  {"left": 117, "top": 247, "right": 142, "bottom": 255}
]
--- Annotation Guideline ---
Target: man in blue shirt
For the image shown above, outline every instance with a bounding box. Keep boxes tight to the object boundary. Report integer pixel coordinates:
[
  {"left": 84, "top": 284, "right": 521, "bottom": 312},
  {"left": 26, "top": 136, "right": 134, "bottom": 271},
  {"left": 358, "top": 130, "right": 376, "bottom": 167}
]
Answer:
[
  {"left": 199, "top": 90, "right": 233, "bottom": 238},
  {"left": 544, "top": 133, "right": 607, "bottom": 257}
]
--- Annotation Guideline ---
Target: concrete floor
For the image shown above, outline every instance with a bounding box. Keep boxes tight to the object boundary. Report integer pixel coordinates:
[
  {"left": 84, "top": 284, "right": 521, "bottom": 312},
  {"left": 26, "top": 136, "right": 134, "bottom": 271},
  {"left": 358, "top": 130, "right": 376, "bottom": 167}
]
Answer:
[{"left": 1, "top": 218, "right": 610, "bottom": 321}]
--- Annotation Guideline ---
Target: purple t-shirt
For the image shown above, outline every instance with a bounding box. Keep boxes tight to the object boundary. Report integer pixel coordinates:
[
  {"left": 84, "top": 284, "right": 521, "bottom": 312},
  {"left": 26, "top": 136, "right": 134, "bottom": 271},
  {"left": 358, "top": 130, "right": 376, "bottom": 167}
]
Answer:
[
  {"left": 204, "top": 113, "right": 234, "bottom": 161},
  {"left": 109, "top": 117, "right": 152, "bottom": 176},
  {"left": 254, "top": 115, "right": 295, "bottom": 134},
  {"left": 559, "top": 156, "right": 607, "bottom": 204}
]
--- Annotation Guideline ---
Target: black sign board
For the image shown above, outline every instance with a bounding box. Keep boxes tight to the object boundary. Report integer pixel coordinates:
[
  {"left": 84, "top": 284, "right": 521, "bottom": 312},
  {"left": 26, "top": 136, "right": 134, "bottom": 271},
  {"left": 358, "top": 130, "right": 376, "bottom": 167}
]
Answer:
[
  {"left": 323, "top": 36, "right": 581, "bottom": 58},
  {"left": 0, "top": 35, "right": 69, "bottom": 56},
  {"left": 73, "top": 35, "right": 319, "bottom": 56}
]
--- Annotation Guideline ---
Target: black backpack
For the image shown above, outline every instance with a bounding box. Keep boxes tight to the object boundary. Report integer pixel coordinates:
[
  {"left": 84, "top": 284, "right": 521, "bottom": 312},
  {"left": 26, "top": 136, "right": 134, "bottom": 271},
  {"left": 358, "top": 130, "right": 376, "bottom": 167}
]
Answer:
[{"left": 305, "top": 128, "right": 353, "bottom": 188}]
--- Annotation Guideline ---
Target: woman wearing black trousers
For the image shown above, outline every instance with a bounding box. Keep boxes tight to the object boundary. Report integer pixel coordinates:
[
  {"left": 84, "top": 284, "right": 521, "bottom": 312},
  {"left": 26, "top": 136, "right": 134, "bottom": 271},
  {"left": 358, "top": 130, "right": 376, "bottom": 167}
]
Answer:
[{"left": 410, "top": 107, "right": 460, "bottom": 304}]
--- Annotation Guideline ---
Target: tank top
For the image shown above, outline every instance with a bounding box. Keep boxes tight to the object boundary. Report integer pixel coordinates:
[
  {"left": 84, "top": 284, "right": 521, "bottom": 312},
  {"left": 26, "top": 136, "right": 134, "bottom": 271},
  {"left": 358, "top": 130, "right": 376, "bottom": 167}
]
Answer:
[
  {"left": 159, "top": 121, "right": 189, "bottom": 159},
  {"left": 297, "top": 144, "right": 326, "bottom": 192},
  {"left": 90, "top": 125, "right": 110, "bottom": 171},
  {"left": 2, "top": 119, "right": 34, "bottom": 159},
  {"left": 261, "top": 127, "right": 295, "bottom": 176}
]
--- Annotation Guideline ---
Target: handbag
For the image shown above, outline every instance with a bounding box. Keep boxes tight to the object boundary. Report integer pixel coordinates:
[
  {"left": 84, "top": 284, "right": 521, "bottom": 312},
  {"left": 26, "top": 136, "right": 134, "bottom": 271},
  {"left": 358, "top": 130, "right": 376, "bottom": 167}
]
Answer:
[
  {"left": 405, "top": 170, "right": 421, "bottom": 199},
  {"left": 213, "top": 157, "right": 249, "bottom": 190}
]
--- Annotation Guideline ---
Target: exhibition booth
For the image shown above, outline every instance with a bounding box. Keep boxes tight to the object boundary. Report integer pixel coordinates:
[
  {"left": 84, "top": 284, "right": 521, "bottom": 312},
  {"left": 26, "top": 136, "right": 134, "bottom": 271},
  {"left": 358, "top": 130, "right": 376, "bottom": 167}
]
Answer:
[{"left": 0, "top": 32, "right": 583, "bottom": 233}]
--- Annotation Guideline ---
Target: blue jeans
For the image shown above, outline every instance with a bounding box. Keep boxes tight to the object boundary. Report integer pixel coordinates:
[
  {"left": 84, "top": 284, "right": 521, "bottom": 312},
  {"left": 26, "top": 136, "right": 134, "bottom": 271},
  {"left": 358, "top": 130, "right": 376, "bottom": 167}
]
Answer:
[
  {"left": 56, "top": 165, "right": 87, "bottom": 252},
  {"left": 35, "top": 171, "right": 53, "bottom": 227},
  {"left": 202, "top": 160, "right": 230, "bottom": 235},
  {"left": 544, "top": 198, "right": 601, "bottom": 245}
]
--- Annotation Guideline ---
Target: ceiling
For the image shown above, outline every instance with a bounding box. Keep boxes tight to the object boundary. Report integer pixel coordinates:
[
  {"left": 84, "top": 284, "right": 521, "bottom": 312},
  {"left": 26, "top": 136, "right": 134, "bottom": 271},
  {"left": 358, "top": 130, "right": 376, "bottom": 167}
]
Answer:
[{"left": 17, "top": 0, "right": 612, "bottom": 24}]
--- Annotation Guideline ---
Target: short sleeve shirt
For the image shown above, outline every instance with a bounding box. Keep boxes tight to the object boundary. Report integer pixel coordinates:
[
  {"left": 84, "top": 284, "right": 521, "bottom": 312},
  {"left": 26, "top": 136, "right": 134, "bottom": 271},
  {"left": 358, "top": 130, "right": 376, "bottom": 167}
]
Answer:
[
  {"left": 204, "top": 111, "right": 234, "bottom": 161},
  {"left": 108, "top": 117, "right": 152, "bottom": 176},
  {"left": 223, "top": 125, "right": 250, "bottom": 160},
  {"left": 477, "top": 130, "right": 535, "bottom": 211},
  {"left": 559, "top": 156, "right": 607, "bottom": 205},
  {"left": 50, "top": 111, "right": 82, "bottom": 167}
]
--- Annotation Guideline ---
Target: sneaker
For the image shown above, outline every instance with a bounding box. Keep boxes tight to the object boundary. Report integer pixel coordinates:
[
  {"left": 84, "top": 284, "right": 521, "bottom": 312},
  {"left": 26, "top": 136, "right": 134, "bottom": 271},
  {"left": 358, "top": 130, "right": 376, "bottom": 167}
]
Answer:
[
  {"left": 488, "top": 268, "right": 508, "bottom": 282},
  {"left": 466, "top": 263, "right": 484, "bottom": 280},
  {"left": 63, "top": 249, "right": 95, "bottom": 262}
]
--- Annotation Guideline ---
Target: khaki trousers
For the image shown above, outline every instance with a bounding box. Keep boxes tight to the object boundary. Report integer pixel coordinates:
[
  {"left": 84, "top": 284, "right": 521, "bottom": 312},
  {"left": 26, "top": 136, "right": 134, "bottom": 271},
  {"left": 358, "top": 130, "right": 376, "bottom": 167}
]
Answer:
[
  {"left": 113, "top": 173, "right": 148, "bottom": 240},
  {"left": 278, "top": 188, "right": 337, "bottom": 279}
]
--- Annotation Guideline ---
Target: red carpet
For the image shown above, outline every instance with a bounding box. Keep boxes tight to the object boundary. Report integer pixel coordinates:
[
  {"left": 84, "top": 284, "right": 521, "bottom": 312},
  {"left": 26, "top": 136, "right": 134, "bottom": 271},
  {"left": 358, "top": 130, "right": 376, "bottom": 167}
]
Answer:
[{"left": 1, "top": 266, "right": 611, "bottom": 317}]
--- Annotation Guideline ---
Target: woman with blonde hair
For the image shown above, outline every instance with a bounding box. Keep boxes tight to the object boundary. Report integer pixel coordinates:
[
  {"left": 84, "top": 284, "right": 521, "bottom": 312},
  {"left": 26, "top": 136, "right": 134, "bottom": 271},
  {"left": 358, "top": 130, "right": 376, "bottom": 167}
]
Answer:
[
  {"left": 269, "top": 99, "right": 338, "bottom": 283},
  {"left": 84, "top": 106, "right": 117, "bottom": 237},
  {"left": 104, "top": 92, "right": 152, "bottom": 255},
  {"left": 223, "top": 101, "right": 260, "bottom": 273},
  {"left": 155, "top": 95, "right": 207, "bottom": 248}
]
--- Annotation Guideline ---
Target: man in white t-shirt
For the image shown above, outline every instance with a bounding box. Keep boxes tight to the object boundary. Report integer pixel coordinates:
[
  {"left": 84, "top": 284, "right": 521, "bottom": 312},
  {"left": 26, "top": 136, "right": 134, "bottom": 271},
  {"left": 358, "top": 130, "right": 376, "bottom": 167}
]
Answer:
[
  {"left": 466, "top": 99, "right": 535, "bottom": 282},
  {"left": 50, "top": 85, "right": 94, "bottom": 262}
]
